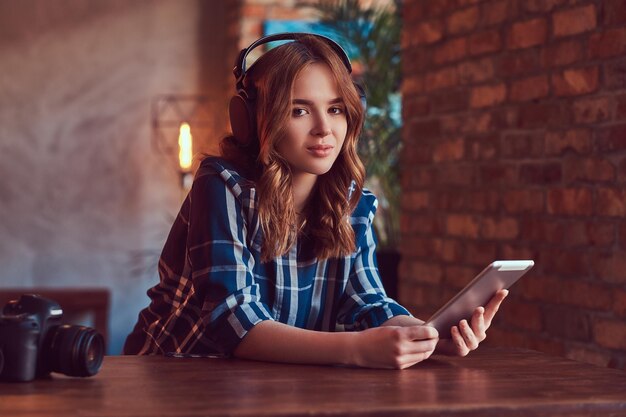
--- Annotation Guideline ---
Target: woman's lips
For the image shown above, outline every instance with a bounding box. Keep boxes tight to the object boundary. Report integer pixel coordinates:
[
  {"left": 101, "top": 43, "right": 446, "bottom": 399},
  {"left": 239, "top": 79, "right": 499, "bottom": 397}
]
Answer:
[{"left": 307, "top": 145, "right": 334, "bottom": 157}]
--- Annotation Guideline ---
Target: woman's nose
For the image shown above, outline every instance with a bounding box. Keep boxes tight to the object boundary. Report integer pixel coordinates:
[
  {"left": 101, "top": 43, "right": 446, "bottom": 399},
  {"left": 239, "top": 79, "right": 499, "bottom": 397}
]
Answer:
[{"left": 312, "top": 114, "right": 332, "bottom": 137}]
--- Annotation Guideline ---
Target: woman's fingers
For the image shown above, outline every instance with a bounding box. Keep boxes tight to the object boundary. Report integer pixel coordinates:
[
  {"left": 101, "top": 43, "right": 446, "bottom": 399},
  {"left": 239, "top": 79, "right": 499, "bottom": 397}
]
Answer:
[{"left": 483, "top": 289, "right": 508, "bottom": 327}]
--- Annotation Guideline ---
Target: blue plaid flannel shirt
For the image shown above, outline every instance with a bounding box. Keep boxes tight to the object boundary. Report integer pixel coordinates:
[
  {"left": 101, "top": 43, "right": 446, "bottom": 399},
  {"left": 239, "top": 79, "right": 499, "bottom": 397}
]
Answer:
[{"left": 124, "top": 157, "right": 410, "bottom": 356}]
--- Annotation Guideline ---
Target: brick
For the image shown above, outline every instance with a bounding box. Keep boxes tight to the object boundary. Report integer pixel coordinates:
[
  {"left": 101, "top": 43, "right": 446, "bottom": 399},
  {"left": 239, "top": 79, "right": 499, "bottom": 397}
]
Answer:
[
  {"left": 430, "top": 89, "right": 469, "bottom": 114},
  {"left": 502, "top": 189, "right": 545, "bottom": 214},
  {"left": 545, "top": 129, "right": 592, "bottom": 156},
  {"left": 521, "top": 218, "right": 565, "bottom": 244},
  {"left": 564, "top": 156, "right": 615, "bottom": 183},
  {"left": 510, "top": 75, "right": 550, "bottom": 102},
  {"left": 447, "top": 6, "right": 479, "bottom": 34},
  {"left": 507, "top": 18, "right": 548, "bottom": 50},
  {"left": 590, "top": 251, "right": 626, "bottom": 283},
  {"left": 522, "top": 0, "right": 567, "bottom": 13},
  {"left": 560, "top": 280, "right": 614, "bottom": 309},
  {"left": 620, "top": 158, "right": 626, "bottom": 183},
  {"left": 540, "top": 40, "right": 584, "bottom": 68},
  {"left": 403, "top": 48, "right": 431, "bottom": 74},
  {"left": 501, "top": 132, "right": 544, "bottom": 158},
  {"left": 589, "top": 28, "right": 626, "bottom": 59},
  {"left": 479, "top": 162, "right": 518, "bottom": 185},
  {"left": 433, "top": 37, "right": 468, "bottom": 65},
  {"left": 423, "top": 0, "right": 457, "bottom": 18},
  {"left": 424, "top": 66, "right": 458, "bottom": 92},
  {"left": 482, "top": 0, "right": 516, "bottom": 26},
  {"left": 598, "top": 124, "right": 626, "bottom": 152},
  {"left": 604, "top": 57, "right": 626, "bottom": 89},
  {"left": 605, "top": 0, "right": 626, "bottom": 25},
  {"left": 517, "top": 274, "right": 562, "bottom": 303},
  {"left": 434, "top": 189, "right": 500, "bottom": 212},
  {"left": 440, "top": 238, "right": 464, "bottom": 262},
  {"left": 464, "top": 241, "right": 498, "bottom": 266},
  {"left": 540, "top": 247, "right": 590, "bottom": 277},
  {"left": 615, "top": 288, "right": 626, "bottom": 318},
  {"left": 467, "top": 133, "right": 499, "bottom": 160},
  {"left": 405, "top": 236, "right": 443, "bottom": 259},
  {"left": 402, "top": 1, "right": 425, "bottom": 23},
  {"left": 597, "top": 187, "right": 626, "bottom": 217},
  {"left": 402, "top": 213, "right": 444, "bottom": 235},
  {"left": 402, "top": 96, "right": 430, "bottom": 120},
  {"left": 518, "top": 102, "right": 569, "bottom": 129},
  {"left": 438, "top": 164, "right": 476, "bottom": 186},
  {"left": 446, "top": 213, "right": 479, "bottom": 238},
  {"left": 405, "top": 260, "right": 444, "bottom": 285},
  {"left": 468, "top": 30, "right": 502, "bottom": 56},
  {"left": 457, "top": 58, "right": 495, "bottom": 85},
  {"left": 499, "top": 298, "right": 543, "bottom": 331},
  {"left": 520, "top": 163, "right": 562, "bottom": 185},
  {"left": 526, "top": 336, "right": 566, "bottom": 358},
  {"left": 582, "top": 221, "right": 616, "bottom": 247},
  {"left": 402, "top": 74, "right": 424, "bottom": 96},
  {"left": 404, "top": 20, "right": 444, "bottom": 47},
  {"left": 545, "top": 306, "right": 591, "bottom": 341},
  {"left": 547, "top": 188, "right": 593, "bottom": 216},
  {"left": 481, "top": 216, "right": 519, "bottom": 240},
  {"left": 572, "top": 96, "right": 611, "bottom": 124},
  {"left": 470, "top": 83, "right": 507, "bottom": 108},
  {"left": 552, "top": 5, "right": 597, "bottom": 37},
  {"left": 552, "top": 67, "right": 599, "bottom": 97},
  {"left": 616, "top": 94, "right": 626, "bottom": 119},
  {"left": 565, "top": 345, "right": 612, "bottom": 368},
  {"left": 498, "top": 49, "right": 540, "bottom": 76},
  {"left": 484, "top": 327, "right": 531, "bottom": 349},
  {"left": 405, "top": 139, "right": 433, "bottom": 164},
  {"left": 409, "top": 119, "right": 441, "bottom": 139},
  {"left": 401, "top": 191, "right": 430, "bottom": 211},
  {"left": 472, "top": 190, "right": 501, "bottom": 212},
  {"left": 432, "top": 138, "right": 465, "bottom": 162},
  {"left": 594, "top": 319, "right": 626, "bottom": 350},
  {"left": 502, "top": 244, "right": 539, "bottom": 262}
]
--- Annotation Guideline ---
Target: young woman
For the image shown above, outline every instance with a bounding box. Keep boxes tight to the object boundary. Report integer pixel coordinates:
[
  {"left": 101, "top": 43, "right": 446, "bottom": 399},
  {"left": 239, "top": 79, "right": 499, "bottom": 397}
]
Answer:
[{"left": 124, "top": 34, "right": 508, "bottom": 369}]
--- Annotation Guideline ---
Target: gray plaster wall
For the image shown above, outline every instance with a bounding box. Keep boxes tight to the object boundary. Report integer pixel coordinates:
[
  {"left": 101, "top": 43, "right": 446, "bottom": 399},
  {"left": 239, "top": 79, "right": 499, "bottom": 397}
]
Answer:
[{"left": 0, "top": 0, "right": 238, "bottom": 354}]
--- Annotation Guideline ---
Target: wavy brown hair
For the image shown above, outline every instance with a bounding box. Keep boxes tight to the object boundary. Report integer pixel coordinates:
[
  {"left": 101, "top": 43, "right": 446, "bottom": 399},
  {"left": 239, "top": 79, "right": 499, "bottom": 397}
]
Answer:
[{"left": 220, "top": 34, "right": 366, "bottom": 262}]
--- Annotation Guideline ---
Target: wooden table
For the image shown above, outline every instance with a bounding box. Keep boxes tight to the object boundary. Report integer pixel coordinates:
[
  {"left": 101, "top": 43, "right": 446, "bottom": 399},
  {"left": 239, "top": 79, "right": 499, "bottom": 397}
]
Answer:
[{"left": 2, "top": 348, "right": 626, "bottom": 416}]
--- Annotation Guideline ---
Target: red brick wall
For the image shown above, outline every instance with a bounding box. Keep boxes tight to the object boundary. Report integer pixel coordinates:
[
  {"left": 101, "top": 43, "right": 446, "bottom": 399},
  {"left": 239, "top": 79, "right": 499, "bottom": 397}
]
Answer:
[{"left": 400, "top": 0, "right": 626, "bottom": 369}]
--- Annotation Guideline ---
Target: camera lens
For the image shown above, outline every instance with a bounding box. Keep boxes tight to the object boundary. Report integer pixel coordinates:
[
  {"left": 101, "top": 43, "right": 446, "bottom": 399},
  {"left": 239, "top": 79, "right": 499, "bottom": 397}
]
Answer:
[{"left": 45, "top": 325, "right": 104, "bottom": 377}]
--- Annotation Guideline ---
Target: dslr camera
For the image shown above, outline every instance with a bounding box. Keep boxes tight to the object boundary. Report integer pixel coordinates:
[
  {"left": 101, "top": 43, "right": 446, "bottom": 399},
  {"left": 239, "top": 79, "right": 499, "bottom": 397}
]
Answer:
[{"left": 0, "top": 294, "right": 104, "bottom": 382}]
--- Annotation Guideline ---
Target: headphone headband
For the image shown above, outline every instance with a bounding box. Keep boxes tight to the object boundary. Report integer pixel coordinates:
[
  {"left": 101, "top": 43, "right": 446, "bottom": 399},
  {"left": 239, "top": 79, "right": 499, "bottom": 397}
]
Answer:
[{"left": 232, "top": 32, "right": 353, "bottom": 91}]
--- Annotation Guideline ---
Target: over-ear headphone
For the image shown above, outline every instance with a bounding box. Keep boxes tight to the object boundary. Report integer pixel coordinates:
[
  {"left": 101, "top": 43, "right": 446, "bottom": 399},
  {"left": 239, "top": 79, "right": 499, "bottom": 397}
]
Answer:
[{"left": 228, "top": 32, "right": 366, "bottom": 146}]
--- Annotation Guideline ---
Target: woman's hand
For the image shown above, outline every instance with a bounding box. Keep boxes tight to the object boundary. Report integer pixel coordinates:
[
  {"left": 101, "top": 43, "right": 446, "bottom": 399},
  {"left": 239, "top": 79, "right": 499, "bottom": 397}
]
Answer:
[
  {"left": 350, "top": 325, "right": 439, "bottom": 369},
  {"left": 436, "top": 289, "right": 508, "bottom": 356}
]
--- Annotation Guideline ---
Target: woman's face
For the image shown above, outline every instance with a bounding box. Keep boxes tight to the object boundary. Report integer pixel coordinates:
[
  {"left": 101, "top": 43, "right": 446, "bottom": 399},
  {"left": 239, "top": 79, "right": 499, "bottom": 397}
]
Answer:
[{"left": 276, "top": 63, "right": 348, "bottom": 182}]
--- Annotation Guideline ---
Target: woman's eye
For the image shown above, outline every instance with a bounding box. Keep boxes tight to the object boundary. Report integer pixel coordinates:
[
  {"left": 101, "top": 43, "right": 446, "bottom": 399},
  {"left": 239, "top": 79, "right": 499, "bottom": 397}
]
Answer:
[
  {"left": 292, "top": 108, "right": 308, "bottom": 117},
  {"left": 329, "top": 107, "right": 344, "bottom": 115}
]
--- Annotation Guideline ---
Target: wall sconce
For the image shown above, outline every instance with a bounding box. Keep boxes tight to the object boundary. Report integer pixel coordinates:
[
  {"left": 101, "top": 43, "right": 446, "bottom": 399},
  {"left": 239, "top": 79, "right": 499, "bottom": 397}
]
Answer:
[{"left": 151, "top": 95, "right": 212, "bottom": 191}]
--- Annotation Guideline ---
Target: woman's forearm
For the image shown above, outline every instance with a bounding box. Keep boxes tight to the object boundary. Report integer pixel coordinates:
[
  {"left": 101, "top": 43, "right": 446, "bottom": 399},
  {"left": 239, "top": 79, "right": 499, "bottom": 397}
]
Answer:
[
  {"left": 233, "top": 319, "right": 439, "bottom": 369},
  {"left": 233, "top": 320, "right": 357, "bottom": 365}
]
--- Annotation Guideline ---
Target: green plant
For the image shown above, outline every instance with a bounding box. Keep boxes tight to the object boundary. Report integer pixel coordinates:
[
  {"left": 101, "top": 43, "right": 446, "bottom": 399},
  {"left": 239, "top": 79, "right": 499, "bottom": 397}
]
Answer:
[{"left": 305, "top": 0, "right": 402, "bottom": 249}]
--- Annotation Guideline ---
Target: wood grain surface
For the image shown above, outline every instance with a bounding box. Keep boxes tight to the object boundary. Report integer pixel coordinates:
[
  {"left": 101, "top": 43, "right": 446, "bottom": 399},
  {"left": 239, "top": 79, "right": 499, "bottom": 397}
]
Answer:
[{"left": 1, "top": 347, "right": 625, "bottom": 416}]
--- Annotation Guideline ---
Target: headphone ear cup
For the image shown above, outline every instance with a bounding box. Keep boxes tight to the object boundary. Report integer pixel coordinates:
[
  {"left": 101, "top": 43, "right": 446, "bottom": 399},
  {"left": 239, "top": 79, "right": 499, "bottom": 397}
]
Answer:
[
  {"left": 229, "top": 94, "right": 255, "bottom": 146},
  {"left": 354, "top": 82, "right": 367, "bottom": 111}
]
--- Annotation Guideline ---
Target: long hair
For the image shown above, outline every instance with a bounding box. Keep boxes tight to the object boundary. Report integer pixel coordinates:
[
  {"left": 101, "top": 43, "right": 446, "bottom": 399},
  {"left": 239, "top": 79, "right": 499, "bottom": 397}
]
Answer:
[{"left": 220, "top": 34, "right": 366, "bottom": 262}]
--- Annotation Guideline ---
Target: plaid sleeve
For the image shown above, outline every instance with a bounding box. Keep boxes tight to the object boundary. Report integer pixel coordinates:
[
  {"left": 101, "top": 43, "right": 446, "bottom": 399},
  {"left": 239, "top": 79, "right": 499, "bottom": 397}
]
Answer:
[
  {"left": 186, "top": 168, "right": 274, "bottom": 354},
  {"left": 338, "top": 193, "right": 411, "bottom": 330}
]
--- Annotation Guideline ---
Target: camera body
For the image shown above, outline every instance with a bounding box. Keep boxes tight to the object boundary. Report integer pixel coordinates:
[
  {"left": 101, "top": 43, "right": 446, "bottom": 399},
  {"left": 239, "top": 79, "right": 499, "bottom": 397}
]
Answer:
[{"left": 0, "top": 294, "right": 104, "bottom": 382}]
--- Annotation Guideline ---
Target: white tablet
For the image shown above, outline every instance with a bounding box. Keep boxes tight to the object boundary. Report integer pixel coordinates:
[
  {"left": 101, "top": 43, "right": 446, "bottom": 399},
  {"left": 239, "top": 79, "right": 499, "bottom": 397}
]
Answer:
[{"left": 425, "top": 260, "right": 534, "bottom": 338}]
